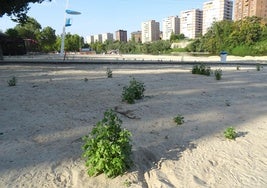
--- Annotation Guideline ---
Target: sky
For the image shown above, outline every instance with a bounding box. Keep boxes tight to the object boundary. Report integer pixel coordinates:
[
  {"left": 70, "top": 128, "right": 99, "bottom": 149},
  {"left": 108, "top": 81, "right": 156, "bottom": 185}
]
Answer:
[{"left": 0, "top": 0, "right": 209, "bottom": 39}]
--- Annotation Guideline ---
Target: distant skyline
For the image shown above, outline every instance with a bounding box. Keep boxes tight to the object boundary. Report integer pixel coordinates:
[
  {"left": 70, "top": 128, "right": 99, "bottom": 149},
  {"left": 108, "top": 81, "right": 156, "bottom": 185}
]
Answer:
[{"left": 0, "top": 0, "right": 219, "bottom": 38}]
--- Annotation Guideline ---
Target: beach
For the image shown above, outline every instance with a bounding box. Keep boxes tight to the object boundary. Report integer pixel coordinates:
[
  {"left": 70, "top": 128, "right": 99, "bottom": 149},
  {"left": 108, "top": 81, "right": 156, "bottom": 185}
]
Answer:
[{"left": 0, "top": 63, "right": 267, "bottom": 188}]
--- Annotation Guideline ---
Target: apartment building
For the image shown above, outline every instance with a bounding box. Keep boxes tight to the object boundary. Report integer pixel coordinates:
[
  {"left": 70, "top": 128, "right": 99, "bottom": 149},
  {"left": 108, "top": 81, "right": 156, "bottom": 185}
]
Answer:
[
  {"left": 180, "top": 9, "right": 203, "bottom": 39},
  {"left": 131, "top": 31, "right": 142, "bottom": 43},
  {"left": 141, "top": 20, "right": 160, "bottom": 43},
  {"left": 235, "top": 0, "right": 267, "bottom": 21},
  {"left": 115, "top": 30, "right": 127, "bottom": 42},
  {"left": 162, "top": 16, "right": 180, "bottom": 40},
  {"left": 203, "top": 0, "right": 233, "bottom": 34},
  {"left": 102, "top": 33, "right": 114, "bottom": 42},
  {"left": 94, "top": 34, "right": 102, "bottom": 43},
  {"left": 86, "top": 35, "right": 94, "bottom": 44}
]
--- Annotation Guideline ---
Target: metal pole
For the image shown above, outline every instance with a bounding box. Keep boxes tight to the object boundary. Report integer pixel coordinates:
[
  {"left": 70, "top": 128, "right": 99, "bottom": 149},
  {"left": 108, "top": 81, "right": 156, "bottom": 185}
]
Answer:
[{"left": 60, "top": 0, "right": 69, "bottom": 56}]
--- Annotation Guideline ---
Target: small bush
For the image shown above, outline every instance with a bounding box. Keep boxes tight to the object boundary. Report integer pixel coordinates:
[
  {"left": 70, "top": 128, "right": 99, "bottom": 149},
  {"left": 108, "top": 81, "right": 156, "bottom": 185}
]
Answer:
[
  {"left": 214, "top": 69, "right": 222, "bottom": 80},
  {"left": 192, "top": 64, "right": 211, "bottom": 76},
  {"left": 106, "top": 68, "right": 112, "bottom": 78},
  {"left": 173, "top": 114, "right": 184, "bottom": 125},
  {"left": 224, "top": 127, "right": 237, "bottom": 140},
  {"left": 7, "top": 76, "right": 17, "bottom": 86},
  {"left": 236, "top": 66, "right": 240, "bottom": 70},
  {"left": 122, "top": 78, "right": 145, "bottom": 104},
  {"left": 82, "top": 109, "right": 132, "bottom": 178}
]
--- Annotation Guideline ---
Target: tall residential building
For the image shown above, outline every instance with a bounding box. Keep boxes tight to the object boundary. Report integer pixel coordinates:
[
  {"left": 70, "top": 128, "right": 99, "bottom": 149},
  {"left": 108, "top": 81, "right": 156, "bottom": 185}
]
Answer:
[
  {"left": 235, "top": 0, "right": 267, "bottom": 21},
  {"left": 115, "top": 30, "right": 127, "bottom": 42},
  {"left": 94, "top": 34, "right": 102, "bottom": 43},
  {"left": 102, "top": 33, "right": 114, "bottom": 42},
  {"left": 86, "top": 35, "right": 94, "bottom": 44},
  {"left": 131, "top": 31, "right": 142, "bottom": 43},
  {"left": 203, "top": 0, "right": 233, "bottom": 34},
  {"left": 162, "top": 16, "right": 180, "bottom": 40},
  {"left": 141, "top": 20, "right": 160, "bottom": 43},
  {"left": 180, "top": 9, "right": 203, "bottom": 39}
]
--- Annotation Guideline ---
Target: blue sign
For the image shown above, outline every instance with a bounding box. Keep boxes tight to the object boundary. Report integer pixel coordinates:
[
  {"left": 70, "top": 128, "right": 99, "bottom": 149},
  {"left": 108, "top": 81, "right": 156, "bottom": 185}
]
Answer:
[{"left": 66, "top": 9, "right": 81, "bottom": 15}]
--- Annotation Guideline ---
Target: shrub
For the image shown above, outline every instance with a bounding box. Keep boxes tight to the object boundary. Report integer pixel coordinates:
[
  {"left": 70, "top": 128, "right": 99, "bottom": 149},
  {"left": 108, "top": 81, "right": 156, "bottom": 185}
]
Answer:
[
  {"left": 7, "top": 76, "right": 17, "bottom": 86},
  {"left": 192, "top": 64, "right": 211, "bottom": 76},
  {"left": 122, "top": 78, "right": 145, "bottom": 104},
  {"left": 106, "top": 68, "right": 112, "bottom": 78},
  {"left": 224, "top": 127, "right": 237, "bottom": 140},
  {"left": 214, "top": 69, "right": 222, "bottom": 80},
  {"left": 82, "top": 109, "right": 132, "bottom": 178},
  {"left": 173, "top": 114, "right": 184, "bottom": 125}
]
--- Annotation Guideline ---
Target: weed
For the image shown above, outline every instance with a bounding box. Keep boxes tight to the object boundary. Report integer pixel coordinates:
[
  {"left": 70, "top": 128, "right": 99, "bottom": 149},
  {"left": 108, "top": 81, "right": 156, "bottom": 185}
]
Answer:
[
  {"left": 82, "top": 109, "right": 132, "bottom": 178},
  {"left": 173, "top": 114, "right": 184, "bottom": 125},
  {"left": 236, "top": 66, "right": 240, "bottom": 70},
  {"left": 214, "top": 69, "right": 222, "bottom": 80},
  {"left": 224, "top": 127, "right": 237, "bottom": 140},
  {"left": 7, "top": 76, "right": 17, "bottom": 86},
  {"left": 123, "top": 179, "right": 132, "bottom": 187},
  {"left": 122, "top": 78, "right": 145, "bottom": 104},
  {"left": 106, "top": 68, "right": 112, "bottom": 78},
  {"left": 192, "top": 64, "right": 211, "bottom": 76},
  {"left": 84, "top": 78, "right": 88, "bottom": 82}
]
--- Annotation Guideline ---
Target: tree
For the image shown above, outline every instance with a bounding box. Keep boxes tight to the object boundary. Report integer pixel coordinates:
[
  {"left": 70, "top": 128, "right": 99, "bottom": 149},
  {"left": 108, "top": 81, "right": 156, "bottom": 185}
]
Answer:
[
  {"left": 38, "top": 26, "right": 57, "bottom": 52},
  {"left": 0, "top": 0, "right": 52, "bottom": 23},
  {"left": 14, "top": 17, "right": 41, "bottom": 40}
]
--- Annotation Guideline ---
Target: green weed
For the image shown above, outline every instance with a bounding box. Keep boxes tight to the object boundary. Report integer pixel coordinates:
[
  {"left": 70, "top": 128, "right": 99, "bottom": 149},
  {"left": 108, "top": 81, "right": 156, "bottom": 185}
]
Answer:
[
  {"left": 7, "top": 76, "right": 17, "bottom": 86},
  {"left": 214, "top": 69, "right": 222, "bottom": 80},
  {"left": 122, "top": 78, "right": 145, "bottom": 104},
  {"left": 82, "top": 109, "right": 132, "bottom": 178},
  {"left": 173, "top": 114, "right": 184, "bottom": 125},
  {"left": 224, "top": 127, "right": 237, "bottom": 140}
]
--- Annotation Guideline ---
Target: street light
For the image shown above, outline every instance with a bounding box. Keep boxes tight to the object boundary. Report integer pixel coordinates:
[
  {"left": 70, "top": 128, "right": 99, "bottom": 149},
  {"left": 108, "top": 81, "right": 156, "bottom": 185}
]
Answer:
[{"left": 60, "top": 0, "right": 81, "bottom": 56}]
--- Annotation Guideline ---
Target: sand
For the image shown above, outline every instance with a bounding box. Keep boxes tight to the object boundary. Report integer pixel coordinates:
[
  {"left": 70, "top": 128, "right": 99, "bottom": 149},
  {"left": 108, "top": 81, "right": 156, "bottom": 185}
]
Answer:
[{"left": 0, "top": 63, "right": 267, "bottom": 188}]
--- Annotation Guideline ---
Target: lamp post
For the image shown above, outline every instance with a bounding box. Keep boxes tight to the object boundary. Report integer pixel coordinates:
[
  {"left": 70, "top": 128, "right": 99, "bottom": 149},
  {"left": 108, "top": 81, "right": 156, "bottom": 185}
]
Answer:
[
  {"left": 60, "top": 0, "right": 69, "bottom": 56},
  {"left": 60, "top": 0, "right": 81, "bottom": 56}
]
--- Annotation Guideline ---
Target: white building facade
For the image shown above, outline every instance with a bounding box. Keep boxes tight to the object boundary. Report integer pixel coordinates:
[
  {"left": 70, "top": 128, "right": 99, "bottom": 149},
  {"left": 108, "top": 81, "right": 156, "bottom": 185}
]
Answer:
[
  {"left": 86, "top": 35, "right": 94, "bottom": 44},
  {"left": 141, "top": 20, "right": 160, "bottom": 43},
  {"left": 203, "top": 0, "right": 233, "bottom": 35},
  {"left": 180, "top": 9, "right": 203, "bottom": 39},
  {"left": 93, "top": 34, "right": 102, "bottom": 43},
  {"left": 162, "top": 16, "right": 180, "bottom": 40},
  {"left": 102, "top": 33, "right": 114, "bottom": 42}
]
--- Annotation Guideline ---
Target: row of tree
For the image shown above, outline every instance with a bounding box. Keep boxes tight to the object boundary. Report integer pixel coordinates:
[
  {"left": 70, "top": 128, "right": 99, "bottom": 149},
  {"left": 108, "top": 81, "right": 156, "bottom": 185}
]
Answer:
[{"left": 187, "top": 16, "right": 267, "bottom": 56}]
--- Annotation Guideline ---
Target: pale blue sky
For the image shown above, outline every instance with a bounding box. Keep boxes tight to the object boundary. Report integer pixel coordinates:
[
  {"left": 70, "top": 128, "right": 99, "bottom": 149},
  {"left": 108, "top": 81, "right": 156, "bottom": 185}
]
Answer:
[{"left": 0, "top": 0, "right": 209, "bottom": 38}]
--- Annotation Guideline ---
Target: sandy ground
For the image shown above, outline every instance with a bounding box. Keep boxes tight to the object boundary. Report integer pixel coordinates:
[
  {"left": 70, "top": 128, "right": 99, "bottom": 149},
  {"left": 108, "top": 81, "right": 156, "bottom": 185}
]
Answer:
[{"left": 0, "top": 63, "right": 267, "bottom": 188}]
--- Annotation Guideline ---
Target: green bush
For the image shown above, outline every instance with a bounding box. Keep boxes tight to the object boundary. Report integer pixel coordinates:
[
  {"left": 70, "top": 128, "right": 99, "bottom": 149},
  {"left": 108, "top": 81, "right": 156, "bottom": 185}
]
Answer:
[
  {"left": 7, "top": 76, "right": 17, "bottom": 86},
  {"left": 192, "top": 64, "right": 211, "bottom": 76},
  {"left": 82, "top": 109, "right": 132, "bottom": 178},
  {"left": 214, "top": 69, "right": 222, "bottom": 80},
  {"left": 173, "top": 114, "right": 184, "bottom": 125},
  {"left": 122, "top": 78, "right": 145, "bottom": 104},
  {"left": 224, "top": 127, "right": 237, "bottom": 140}
]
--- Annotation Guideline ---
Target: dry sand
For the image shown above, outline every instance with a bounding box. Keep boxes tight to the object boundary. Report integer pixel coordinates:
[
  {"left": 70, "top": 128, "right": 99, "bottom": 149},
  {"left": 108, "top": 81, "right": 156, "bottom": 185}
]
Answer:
[{"left": 0, "top": 63, "right": 267, "bottom": 188}]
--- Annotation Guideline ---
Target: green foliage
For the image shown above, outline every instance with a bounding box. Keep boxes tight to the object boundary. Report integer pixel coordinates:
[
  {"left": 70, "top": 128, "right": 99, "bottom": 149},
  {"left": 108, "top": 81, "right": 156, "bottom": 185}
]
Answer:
[
  {"left": 224, "top": 127, "right": 237, "bottom": 140},
  {"left": 236, "top": 66, "right": 240, "bottom": 70},
  {"left": 173, "top": 115, "right": 184, "bottom": 125},
  {"left": 7, "top": 76, "right": 17, "bottom": 86},
  {"left": 122, "top": 78, "right": 145, "bottom": 104},
  {"left": 0, "top": 0, "right": 52, "bottom": 23},
  {"left": 214, "top": 69, "right": 222, "bottom": 80},
  {"left": 106, "top": 68, "right": 112, "bottom": 78},
  {"left": 82, "top": 109, "right": 132, "bottom": 178},
  {"left": 38, "top": 26, "right": 57, "bottom": 52},
  {"left": 192, "top": 64, "right": 211, "bottom": 76},
  {"left": 188, "top": 17, "right": 267, "bottom": 55},
  {"left": 123, "top": 180, "right": 132, "bottom": 187},
  {"left": 64, "top": 33, "right": 82, "bottom": 52}
]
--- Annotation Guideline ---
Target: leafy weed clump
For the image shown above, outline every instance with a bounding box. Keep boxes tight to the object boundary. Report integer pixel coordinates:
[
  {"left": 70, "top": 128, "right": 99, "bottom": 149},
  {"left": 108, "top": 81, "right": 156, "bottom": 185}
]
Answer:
[
  {"left": 7, "top": 76, "right": 17, "bottom": 86},
  {"left": 122, "top": 78, "right": 145, "bottom": 104},
  {"left": 224, "top": 127, "right": 237, "bottom": 140},
  {"left": 192, "top": 64, "right": 211, "bottom": 76},
  {"left": 256, "top": 64, "right": 262, "bottom": 71},
  {"left": 106, "top": 68, "right": 112, "bottom": 78},
  {"left": 82, "top": 109, "right": 132, "bottom": 178},
  {"left": 173, "top": 114, "right": 184, "bottom": 125},
  {"left": 214, "top": 69, "right": 222, "bottom": 80}
]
